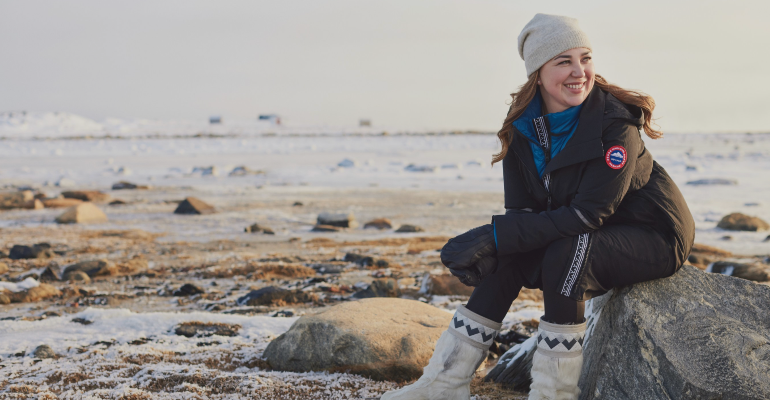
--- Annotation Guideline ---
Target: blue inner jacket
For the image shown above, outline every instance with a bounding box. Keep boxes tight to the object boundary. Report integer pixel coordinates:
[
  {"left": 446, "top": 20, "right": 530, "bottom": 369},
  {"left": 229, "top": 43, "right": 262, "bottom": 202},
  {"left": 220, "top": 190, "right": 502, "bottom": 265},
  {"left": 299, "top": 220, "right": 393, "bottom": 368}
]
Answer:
[{"left": 512, "top": 90, "right": 583, "bottom": 178}]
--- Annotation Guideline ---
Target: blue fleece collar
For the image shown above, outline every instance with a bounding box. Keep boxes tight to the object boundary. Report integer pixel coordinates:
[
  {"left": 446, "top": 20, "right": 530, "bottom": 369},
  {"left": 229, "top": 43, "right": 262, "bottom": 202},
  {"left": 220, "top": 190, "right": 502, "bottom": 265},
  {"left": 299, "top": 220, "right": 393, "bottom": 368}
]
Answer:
[{"left": 512, "top": 90, "right": 583, "bottom": 177}]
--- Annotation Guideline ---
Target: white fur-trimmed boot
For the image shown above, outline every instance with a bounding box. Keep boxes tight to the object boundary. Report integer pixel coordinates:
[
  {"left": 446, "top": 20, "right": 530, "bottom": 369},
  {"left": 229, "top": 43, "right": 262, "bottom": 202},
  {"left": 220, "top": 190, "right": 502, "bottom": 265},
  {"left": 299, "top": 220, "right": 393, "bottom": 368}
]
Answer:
[
  {"left": 528, "top": 318, "right": 587, "bottom": 400},
  {"left": 380, "top": 305, "right": 502, "bottom": 400}
]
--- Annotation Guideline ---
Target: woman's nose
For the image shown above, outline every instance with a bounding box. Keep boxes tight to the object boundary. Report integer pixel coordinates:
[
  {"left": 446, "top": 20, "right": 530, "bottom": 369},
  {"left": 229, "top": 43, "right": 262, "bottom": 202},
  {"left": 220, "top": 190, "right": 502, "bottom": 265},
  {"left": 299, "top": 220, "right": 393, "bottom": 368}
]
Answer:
[{"left": 571, "top": 63, "right": 585, "bottom": 78}]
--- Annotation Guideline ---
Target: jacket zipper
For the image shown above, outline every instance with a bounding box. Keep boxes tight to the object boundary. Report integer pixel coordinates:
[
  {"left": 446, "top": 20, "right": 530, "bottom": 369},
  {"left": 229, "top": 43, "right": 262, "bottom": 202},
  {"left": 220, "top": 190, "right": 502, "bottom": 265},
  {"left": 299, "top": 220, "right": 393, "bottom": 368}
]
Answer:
[{"left": 533, "top": 116, "right": 553, "bottom": 211}]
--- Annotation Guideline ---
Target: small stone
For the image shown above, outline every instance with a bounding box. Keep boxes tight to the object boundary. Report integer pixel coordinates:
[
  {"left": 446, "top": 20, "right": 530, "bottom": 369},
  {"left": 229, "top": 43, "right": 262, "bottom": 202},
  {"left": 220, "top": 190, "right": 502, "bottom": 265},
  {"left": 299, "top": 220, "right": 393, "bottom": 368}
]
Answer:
[
  {"left": 0, "top": 191, "right": 34, "bottom": 210},
  {"left": 42, "top": 198, "right": 83, "bottom": 208},
  {"left": 55, "top": 203, "right": 108, "bottom": 224},
  {"left": 317, "top": 212, "right": 357, "bottom": 228},
  {"left": 311, "top": 224, "right": 342, "bottom": 232},
  {"left": 708, "top": 261, "right": 769, "bottom": 282},
  {"left": 173, "top": 197, "right": 216, "bottom": 215},
  {"left": 32, "top": 344, "right": 56, "bottom": 359},
  {"left": 0, "top": 262, "right": 8, "bottom": 274},
  {"left": 174, "top": 322, "right": 240, "bottom": 338},
  {"left": 686, "top": 178, "right": 738, "bottom": 186},
  {"left": 272, "top": 310, "right": 295, "bottom": 317},
  {"left": 9, "top": 243, "right": 53, "bottom": 260},
  {"left": 24, "top": 199, "right": 44, "bottom": 210},
  {"left": 720, "top": 235, "right": 733, "bottom": 241},
  {"left": 71, "top": 318, "right": 93, "bottom": 325},
  {"left": 353, "top": 278, "right": 401, "bottom": 298},
  {"left": 344, "top": 253, "right": 374, "bottom": 266},
  {"left": 237, "top": 286, "right": 318, "bottom": 306},
  {"left": 422, "top": 274, "right": 474, "bottom": 296},
  {"left": 717, "top": 212, "right": 770, "bottom": 232},
  {"left": 293, "top": 201, "right": 303, "bottom": 207},
  {"left": 40, "top": 265, "right": 62, "bottom": 282},
  {"left": 112, "top": 181, "right": 149, "bottom": 190},
  {"left": 0, "top": 293, "right": 10, "bottom": 304},
  {"left": 245, "top": 223, "right": 275, "bottom": 234},
  {"left": 63, "top": 259, "right": 115, "bottom": 278},
  {"left": 364, "top": 218, "right": 393, "bottom": 230},
  {"left": 61, "top": 190, "right": 111, "bottom": 203},
  {"left": 174, "top": 283, "right": 205, "bottom": 296},
  {"left": 66, "top": 271, "right": 91, "bottom": 284},
  {"left": 395, "top": 224, "right": 424, "bottom": 233},
  {"left": 109, "top": 199, "right": 127, "bottom": 205},
  {"left": 764, "top": 235, "right": 770, "bottom": 242}
]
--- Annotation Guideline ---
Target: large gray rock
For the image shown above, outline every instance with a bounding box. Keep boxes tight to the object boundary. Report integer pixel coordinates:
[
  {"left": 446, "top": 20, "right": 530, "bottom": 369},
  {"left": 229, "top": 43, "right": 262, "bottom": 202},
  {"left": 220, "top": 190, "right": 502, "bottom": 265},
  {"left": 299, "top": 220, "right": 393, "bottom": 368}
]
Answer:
[
  {"left": 579, "top": 265, "right": 770, "bottom": 399},
  {"left": 486, "top": 265, "right": 770, "bottom": 399},
  {"left": 263, "top": 297, "right": 451, "bottom": 382}
]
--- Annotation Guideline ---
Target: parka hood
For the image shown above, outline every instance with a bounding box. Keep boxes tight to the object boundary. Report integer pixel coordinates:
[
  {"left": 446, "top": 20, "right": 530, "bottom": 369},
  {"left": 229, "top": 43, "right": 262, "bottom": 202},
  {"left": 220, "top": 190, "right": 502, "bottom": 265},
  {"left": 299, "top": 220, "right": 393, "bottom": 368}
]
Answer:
[{"left": 604, "top": 92, "right": 644, "bottom": 128}]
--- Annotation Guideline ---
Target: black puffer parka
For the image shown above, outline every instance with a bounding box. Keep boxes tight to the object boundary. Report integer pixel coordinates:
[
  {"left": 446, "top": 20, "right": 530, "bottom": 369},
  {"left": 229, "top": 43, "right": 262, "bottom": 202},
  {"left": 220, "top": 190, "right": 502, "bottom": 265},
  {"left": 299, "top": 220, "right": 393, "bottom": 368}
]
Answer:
[{"left": 492, "top": 85, "right": 695, "bottom": 269}]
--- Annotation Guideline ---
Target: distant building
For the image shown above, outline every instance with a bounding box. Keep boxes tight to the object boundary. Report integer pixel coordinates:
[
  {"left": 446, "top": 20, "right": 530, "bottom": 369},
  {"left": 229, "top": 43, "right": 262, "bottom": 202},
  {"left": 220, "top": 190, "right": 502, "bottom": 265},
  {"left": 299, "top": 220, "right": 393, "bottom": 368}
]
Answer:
[
  {"left": 209, "top": 116, "right": 222, "bottom": 124},
  {"left": 359, "top": 119, "right": 371, "bottom": 127},
  {"left": 259, "top": 114, "right": 281, "bottom": 125}
]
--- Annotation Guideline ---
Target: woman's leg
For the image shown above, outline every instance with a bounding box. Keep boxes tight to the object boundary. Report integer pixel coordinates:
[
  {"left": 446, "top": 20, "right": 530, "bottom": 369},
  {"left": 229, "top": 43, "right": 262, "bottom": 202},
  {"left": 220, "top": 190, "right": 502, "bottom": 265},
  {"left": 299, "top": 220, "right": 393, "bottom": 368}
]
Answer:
[
  {"left": 529, "top": 224, "right": 677, "bottom": 400},
  {"left": 465, "top": 254, "right": 526, "bottom": 322}
]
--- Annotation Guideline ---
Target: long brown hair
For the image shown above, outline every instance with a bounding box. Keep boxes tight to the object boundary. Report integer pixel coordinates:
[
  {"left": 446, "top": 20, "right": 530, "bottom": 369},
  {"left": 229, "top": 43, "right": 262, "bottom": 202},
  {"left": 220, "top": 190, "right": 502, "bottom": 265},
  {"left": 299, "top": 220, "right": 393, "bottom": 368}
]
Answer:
[{"left": 491, "top": 73, "right": 661, "bottom": 165}]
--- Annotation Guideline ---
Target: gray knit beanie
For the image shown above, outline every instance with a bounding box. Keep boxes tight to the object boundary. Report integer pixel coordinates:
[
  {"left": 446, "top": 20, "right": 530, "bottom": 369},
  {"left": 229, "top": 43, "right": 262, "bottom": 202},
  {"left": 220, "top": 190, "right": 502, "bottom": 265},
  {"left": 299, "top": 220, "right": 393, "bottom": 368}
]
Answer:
[{"left": 518, "top": 14, "right": 592, "bottom": 77}]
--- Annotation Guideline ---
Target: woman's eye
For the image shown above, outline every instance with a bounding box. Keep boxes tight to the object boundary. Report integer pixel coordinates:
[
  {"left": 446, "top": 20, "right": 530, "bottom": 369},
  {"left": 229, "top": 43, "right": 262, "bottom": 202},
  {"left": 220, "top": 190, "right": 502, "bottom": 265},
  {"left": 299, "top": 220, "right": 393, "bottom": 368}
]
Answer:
[
  {"left": 558, "top": 60, "right": 570, "bottom": 65},
  {"left": 582, "top": 57, "right": 592, "bottom": 62}
]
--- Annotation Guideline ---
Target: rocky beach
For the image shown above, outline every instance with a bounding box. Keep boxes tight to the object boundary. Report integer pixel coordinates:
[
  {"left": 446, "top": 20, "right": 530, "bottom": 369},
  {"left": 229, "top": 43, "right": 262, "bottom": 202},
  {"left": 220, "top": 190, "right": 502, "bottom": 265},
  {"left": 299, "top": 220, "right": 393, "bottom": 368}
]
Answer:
[{"left": 1, "top": 123, "right": 769, "bottom": 399}]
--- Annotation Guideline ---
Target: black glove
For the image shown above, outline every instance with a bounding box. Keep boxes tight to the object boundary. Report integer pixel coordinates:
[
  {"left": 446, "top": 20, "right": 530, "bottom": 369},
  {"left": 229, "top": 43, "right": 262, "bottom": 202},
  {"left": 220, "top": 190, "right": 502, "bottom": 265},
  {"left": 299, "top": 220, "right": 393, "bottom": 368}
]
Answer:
[
  {"left": 449, "top": 256, "right": 498, "bottom": 287},
  {"left": 440, "top": 224, "right": 497, "bottom": 271}
]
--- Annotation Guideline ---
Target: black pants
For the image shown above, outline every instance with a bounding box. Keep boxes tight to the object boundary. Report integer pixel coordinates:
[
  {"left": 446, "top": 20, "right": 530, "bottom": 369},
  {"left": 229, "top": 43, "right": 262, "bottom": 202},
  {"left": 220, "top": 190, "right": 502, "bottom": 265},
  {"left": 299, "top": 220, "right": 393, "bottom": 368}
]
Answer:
[{"left": 466, "top": 224, "right": 678, "bottom": 324}]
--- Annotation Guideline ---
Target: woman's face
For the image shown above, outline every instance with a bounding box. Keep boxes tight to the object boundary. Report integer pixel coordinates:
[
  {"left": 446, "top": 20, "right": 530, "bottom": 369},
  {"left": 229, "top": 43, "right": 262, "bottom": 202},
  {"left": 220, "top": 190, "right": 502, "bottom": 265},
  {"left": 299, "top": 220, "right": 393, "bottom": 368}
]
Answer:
[{"left": 538, "top": 47, "right": 594, "bottom": 114}]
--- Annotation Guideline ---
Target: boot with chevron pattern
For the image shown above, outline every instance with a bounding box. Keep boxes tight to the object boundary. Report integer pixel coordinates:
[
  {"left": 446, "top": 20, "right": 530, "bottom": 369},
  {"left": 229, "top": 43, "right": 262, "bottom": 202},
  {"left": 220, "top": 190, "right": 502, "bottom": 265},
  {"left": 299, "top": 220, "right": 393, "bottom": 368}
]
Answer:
[{"left": 380, "top": 305, "right": 501, "bottom": 400}]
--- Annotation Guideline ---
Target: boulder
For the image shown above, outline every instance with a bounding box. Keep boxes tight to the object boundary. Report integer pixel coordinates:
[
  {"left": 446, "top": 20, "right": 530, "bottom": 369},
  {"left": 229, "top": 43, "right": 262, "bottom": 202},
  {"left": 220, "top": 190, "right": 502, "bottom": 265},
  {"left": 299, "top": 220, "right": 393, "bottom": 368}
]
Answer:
[
  {"left": 352, "top": 278, "right": 401, "bottom": 298},
  {"left": 363, "top": 218, "right": 393, "bottom": 230},
  {"left": 395, "top": 224, "right": 424, "bottom": 233},
  {"left": 66, "top": 270, "right": 91, "bottom": 284},
  {"left": 43, "top": 198, "right": 84, "bottom": 208},
  {"left": 61, "top": 190, "right": 112, "bottom": 203},
  {"left": 55, "top": 203, "right": 108, "bottom": 224},
  {"left": 174, "top": 197, "right": 216, "bottom": 215},
  {"left": 9, "top": 243, "right": 54, "bottom": 260},
  {"left": 174, "top": 322, "right": 240, "bottom": 338},
  {"left": 716, "top": 212, "right": 770, "bottom": 232},
  {"left": 112, "top": 181, "right": 150, "bottom": 190},
  {"left": 686, "top": 178, "right": 737, "bottom": 186},
  {"left": 63, "top": 259, "right": 116, "bottom": 278},
  {"left": 237, "top": 286, "right": 318, "bottom": 306},
  {"left": 32, "top": 344, "right": 56, "bottom": 359},
  {"left": 245, "top": 223, "right": 275, "bottom": 234},
  {"left": 422, "top": 274, "right": 474, "bottom": 296},
  {"left": 0, "top": 191, "right": 34, "bottom": 210},
  {"left": 174, "top": 283, "right": 205, "bottom": 296},
  {"left": 707, "top": 260, "right": 769, "bottom": 282},
  {"left": 9, "top": 283, "right": 61, "bottom": 303},
  {"left": 317, "top": 212, "right": 357, "bottom": 228},
  {"left": 40, "top": 265, "right": 62, "bottom": 282},
  {"left": 263, "top": 298, "right": 452, "bottom": 381},
  {"left": 24, "top": 199, "right": 44, "bottom": 210},
  {"left": 311, "top": 224, "right": 342, "bottom": 232},
  {"left": 486, "top": 265, "right": 770, "bottom": 399}
]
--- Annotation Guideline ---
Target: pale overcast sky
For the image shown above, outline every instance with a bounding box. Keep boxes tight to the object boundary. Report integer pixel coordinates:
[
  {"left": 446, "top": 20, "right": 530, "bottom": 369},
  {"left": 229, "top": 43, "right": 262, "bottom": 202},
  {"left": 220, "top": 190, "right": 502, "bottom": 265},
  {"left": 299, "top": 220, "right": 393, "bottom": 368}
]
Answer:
[{"left": 1, "top": 0, "right": 768, "bottom": 133}]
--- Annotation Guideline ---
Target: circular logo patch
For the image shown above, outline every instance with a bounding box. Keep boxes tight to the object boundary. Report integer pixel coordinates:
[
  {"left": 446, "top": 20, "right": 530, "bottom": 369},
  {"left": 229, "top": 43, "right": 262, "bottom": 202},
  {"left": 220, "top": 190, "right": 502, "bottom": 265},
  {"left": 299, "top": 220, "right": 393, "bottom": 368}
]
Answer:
[{"left": 605, "top": 146, "right": 627, "bottom": 169}]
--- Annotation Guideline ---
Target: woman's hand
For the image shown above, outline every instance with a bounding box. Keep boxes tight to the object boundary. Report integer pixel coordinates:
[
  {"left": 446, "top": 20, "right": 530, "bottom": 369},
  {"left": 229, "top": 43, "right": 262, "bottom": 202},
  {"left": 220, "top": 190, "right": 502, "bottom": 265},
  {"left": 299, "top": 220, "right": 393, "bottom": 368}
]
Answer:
[
  {"left": 440, "top": 224, "right": 497, "bottom": 285},
  {"left": 448, "top": 256, "right": 498, "bottom": 287}
]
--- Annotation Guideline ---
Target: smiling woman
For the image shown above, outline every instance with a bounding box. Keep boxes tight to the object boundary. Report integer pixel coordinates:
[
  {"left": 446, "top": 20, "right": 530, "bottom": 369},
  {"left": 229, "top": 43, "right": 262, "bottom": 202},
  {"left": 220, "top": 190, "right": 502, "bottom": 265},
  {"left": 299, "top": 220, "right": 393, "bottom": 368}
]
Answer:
[{"left": 381, "top": 13, "right": 695, "bottom": 400}]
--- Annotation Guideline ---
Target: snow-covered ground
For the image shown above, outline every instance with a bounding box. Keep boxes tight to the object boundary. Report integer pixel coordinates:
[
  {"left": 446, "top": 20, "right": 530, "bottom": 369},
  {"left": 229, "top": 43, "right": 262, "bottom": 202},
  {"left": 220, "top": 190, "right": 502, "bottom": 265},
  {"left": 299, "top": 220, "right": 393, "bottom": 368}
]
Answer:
[{"left": 1, "top": 121, "right": 768, "bottom": 254}]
